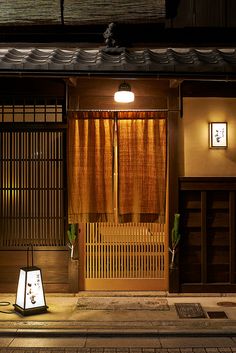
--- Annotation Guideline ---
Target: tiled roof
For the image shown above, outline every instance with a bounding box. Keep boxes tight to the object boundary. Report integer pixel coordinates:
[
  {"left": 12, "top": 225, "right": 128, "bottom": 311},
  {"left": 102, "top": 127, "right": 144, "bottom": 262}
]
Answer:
[{"left": 0, "top": 48, "right": 236, "bottom": 74}]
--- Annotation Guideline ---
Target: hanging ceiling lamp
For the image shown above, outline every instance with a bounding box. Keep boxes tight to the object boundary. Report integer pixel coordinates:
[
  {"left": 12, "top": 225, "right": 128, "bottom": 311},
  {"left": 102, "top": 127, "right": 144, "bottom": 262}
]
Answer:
[{"left": 114, "top": 81, "right": 135, "bottom": 103}]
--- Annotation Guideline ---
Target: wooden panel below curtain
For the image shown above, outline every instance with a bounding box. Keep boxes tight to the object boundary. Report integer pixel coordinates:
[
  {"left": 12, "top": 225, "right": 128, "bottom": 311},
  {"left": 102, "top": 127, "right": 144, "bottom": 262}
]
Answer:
[{"left": 0, "top": 248, "right": 72, "bottom": 293}]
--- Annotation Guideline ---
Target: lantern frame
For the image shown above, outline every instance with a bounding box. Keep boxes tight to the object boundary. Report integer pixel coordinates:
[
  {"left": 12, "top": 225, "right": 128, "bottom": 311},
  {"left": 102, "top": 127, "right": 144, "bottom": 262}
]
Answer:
[{"left": 14, "top": 246, "right": 48, "bottom": 316}]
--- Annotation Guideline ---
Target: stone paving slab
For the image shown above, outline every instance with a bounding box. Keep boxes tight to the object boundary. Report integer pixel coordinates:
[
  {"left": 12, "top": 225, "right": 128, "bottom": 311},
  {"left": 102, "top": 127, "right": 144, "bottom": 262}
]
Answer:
[
  {"left": 85, "top": 336, "right": 161, "bottom": 348},
  {"left": 159, "top": 338, "right": 236, "bottom": 348},
  {"left": 0, "top": 338, "right": 14, "bottom": 347},
  {"left": 9, "top": 336, "right": 86, "bottom": 348},
  {"left": 1, "top": 349, "right": 236, "bottom": 353}
]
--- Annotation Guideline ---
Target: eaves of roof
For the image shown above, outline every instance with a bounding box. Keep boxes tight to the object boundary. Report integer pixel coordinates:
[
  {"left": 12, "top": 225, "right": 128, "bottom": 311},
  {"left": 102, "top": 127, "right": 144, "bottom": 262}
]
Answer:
[{"left": 0, "top": 48, "right": 236, "bottom": 78}]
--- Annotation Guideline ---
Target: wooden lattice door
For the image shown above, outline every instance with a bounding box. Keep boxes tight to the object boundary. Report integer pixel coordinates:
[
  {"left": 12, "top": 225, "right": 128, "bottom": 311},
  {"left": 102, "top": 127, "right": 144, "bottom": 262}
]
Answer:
[{"left": 78, "top": 222, "right": 168, "bottom": 291}]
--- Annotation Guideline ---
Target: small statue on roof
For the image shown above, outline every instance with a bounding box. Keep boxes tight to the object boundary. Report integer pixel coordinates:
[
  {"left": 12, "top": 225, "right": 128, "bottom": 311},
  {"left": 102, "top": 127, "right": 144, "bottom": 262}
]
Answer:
[{"left": 103, "top": 22, "right": 117, "bottom": 48}]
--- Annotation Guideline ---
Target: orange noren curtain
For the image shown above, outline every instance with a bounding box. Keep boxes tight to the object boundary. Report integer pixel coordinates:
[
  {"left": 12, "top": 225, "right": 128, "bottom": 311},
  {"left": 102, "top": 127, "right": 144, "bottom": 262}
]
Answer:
[
  {"left": 118, "top": 111, "right": 166, "bottom": 223},
  {"left": 68, "top": 111, "right": 166, "bottom": 223},
  {"left": 68, "top": 111, "right": 114, "bottom": 223}
]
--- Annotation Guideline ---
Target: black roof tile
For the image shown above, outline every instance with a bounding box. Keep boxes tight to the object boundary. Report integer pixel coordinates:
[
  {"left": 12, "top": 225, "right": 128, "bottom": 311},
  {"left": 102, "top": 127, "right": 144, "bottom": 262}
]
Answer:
[{"left": 0, "top": 48, "right": 235, "bottom": 74}]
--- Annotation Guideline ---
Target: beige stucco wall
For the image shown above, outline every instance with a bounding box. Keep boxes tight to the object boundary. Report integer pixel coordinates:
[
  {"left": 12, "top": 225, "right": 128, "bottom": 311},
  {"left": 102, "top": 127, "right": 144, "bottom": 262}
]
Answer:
[{"left": 183, "top": 97, "right": 236, "bottom": 176}]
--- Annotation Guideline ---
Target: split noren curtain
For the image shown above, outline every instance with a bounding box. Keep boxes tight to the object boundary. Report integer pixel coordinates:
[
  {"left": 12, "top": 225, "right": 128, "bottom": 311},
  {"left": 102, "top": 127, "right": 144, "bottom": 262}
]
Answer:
[{"left": 68, "top": 111, "right": 166, "bottom": 223}]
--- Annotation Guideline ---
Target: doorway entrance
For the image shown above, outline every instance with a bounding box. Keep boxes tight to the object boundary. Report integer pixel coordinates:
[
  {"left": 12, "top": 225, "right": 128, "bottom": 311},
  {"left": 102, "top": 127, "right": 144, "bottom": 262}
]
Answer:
[
  {"left": 78, "top": 222, "right": 168, "bottom": 290},
  {"left": 68, "top": 110, "right": 168, "bottom": 291}
]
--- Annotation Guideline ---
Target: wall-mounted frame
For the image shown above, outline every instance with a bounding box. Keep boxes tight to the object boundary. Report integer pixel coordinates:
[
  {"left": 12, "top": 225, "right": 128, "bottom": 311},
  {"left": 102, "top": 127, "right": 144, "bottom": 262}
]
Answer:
[{"left": 209, "top": 122, "right": 228, "bottom": 148}]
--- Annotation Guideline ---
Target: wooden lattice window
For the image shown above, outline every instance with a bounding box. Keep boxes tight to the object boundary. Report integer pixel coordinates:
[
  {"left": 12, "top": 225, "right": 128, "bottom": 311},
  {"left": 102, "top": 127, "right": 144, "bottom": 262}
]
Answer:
[
  {"left": 0, "top": 130, "right": 66, "bottom": 246},
  {"left": 0, "top": 94, "right": 66, "bottom": 247},
  {"left": 0, "top": 96, "right": 63, "bottom": 123}
]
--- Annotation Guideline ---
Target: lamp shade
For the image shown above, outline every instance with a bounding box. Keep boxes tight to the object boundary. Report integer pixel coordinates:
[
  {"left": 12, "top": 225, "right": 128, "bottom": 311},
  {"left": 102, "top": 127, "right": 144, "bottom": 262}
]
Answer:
[
  {"left": 14, "top": 266, "right": 47, "bottom": 316},
  {"left": 114, "top": 82, "right": 135, "bottom": 103}
]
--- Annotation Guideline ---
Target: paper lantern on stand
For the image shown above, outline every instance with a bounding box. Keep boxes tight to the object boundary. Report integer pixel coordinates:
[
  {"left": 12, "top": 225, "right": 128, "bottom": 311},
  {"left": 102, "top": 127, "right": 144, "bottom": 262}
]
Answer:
[{"left": 14, "top": 245, "right": 48, "bottom": 316}]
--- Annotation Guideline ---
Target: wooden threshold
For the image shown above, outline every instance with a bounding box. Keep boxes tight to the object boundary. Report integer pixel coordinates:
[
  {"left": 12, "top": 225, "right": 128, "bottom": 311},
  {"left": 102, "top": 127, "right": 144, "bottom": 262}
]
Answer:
[{"left": 83, "top": 278, "right": 168, "bottom": 291}]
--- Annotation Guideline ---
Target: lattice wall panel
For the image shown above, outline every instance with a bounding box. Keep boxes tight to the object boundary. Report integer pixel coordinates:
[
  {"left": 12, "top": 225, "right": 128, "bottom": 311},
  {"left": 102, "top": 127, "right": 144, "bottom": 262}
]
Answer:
[
  {"left": 0, "top": 131, "right": 65, "bottom": 246},
  {"left": 85, "top": 222, "right": 166, "bottom": 279}
]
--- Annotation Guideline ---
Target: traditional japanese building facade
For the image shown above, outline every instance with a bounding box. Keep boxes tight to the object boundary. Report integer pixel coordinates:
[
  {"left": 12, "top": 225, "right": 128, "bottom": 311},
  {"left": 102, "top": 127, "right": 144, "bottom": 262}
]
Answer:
[{"left": 1, "top": 0, "right": 236, "bottom": 293}]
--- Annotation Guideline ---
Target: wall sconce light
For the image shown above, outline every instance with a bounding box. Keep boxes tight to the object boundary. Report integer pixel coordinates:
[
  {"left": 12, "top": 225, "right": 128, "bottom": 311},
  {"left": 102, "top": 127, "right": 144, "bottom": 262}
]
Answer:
[
  {"left": 114, "top": 81, "right": 135, "bottom": 103},
  {"left": 209, "top": 122, "right": 228, "bottom": 148},
  {"left": 14, "top": 246, "right": 48, "bottom": 316}
]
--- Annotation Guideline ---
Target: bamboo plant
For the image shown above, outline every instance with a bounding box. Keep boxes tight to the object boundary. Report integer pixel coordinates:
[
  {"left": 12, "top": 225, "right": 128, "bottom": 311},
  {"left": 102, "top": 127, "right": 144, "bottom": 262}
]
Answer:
[
  {"left": 169, "top": 213, "right": 181, "bottom": 269},
  {"left": 67, "top": 224, "right": 77, "bottom": 259}
]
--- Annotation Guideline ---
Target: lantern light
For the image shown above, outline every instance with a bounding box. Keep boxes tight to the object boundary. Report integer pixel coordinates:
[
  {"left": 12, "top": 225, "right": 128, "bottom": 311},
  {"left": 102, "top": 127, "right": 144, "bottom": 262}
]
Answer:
[
  {"left": 114, "top": 81, "right": 135, "bottom": 103},
  {"left": 14, "top": 245, "right": 48, "bottom": 316}
]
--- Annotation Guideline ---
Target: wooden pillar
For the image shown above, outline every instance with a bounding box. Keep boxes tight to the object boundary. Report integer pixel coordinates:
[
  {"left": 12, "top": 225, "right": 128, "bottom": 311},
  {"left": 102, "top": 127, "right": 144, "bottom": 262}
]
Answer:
[
  {"left": 229, "top": 191, "right": 235, "bottom": 284},
  {"left": 201, "top": 191, "right": 207, "bottom": 284},
  {"left": 168, "top": 85, "right": 182, "bottom": 293}
]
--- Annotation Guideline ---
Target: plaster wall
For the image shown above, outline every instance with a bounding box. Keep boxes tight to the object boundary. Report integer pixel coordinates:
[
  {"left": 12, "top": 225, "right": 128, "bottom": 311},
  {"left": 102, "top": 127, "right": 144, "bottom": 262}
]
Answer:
[{"left": 183, "top": 97, "right": 236, "bottom": 176}]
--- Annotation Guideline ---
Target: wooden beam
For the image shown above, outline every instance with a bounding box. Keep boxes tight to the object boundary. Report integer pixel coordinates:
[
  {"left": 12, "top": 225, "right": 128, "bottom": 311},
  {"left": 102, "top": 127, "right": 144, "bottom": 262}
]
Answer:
[
  {"left": 169, "top": 79, "right": 182, "bottom": 88},
  {"left": 66, "top": 77, "right": 78, "bottom": 87}
]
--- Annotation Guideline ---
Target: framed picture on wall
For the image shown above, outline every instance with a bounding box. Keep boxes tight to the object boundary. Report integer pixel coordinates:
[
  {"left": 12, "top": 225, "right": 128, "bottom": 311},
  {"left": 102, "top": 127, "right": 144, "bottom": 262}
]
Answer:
[{"left": 209, "top": 122, "right": 228, "bottom": 148}]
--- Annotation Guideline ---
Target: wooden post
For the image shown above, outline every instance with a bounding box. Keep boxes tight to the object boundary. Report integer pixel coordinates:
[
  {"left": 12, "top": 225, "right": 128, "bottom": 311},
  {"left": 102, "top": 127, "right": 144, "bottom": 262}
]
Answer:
[{"left": 168, "top": 86, "right": 182, "bottom": 293}]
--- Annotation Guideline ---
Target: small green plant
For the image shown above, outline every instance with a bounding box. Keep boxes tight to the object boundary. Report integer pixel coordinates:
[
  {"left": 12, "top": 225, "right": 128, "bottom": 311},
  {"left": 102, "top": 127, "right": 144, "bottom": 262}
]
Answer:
[
  {"left": 67, "top": 224, "right": 76, "bottom": 244},
  {"left": 67, "top": 224, "right": 77, "bottom": 259},
  {"left": 169, "top": 213, "right": 181, "bottom": 269}
]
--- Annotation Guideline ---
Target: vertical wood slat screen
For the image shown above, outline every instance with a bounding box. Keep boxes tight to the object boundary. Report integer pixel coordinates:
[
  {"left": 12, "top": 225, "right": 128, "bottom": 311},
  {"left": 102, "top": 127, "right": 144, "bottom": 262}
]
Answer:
[
  {"left": 0, "top": 131, "right": 65, "bottom": 246},
  {"left": 85, "top": 222, "right": 166, "bottom": 279}
]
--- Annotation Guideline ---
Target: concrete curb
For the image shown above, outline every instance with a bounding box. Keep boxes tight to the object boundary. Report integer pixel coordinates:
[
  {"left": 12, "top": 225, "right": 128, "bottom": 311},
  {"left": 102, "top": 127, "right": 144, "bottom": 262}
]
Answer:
[{"left": 1, "top": 326, "right": 236, "bottom": 337}]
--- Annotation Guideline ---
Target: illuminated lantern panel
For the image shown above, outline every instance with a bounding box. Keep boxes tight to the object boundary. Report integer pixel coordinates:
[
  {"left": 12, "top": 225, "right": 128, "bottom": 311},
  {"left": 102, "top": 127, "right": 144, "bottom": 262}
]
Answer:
[{"left": 14, "top": 266, "right": 48, "bottom": 316}]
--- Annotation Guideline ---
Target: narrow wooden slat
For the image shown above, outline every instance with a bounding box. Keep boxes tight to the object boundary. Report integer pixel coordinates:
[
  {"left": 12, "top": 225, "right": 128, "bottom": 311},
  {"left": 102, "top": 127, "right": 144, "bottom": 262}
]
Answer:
[
  {"left": 48, "top": 131, "right": 52, "bottom": 246},
  {"left": 195, "top": 0, "right": 224, "bottom": 27},
  {"left": 85, "top": 224, "right": 88, "bottom": 278},
  {"left": 86, "top": 223, "right": 89, "bottom": 278},
  {"left": 171, "top": 0, "right": 194, "bottom": 28},
  {"left": 201, "top": 191, "right": 207, "bottom": 284},
  {"left": 227, "top": 0, "right": 236, "bottom": 27},
  {"left": 90, "top": 223, "right": 92, "bottom": 279},
  {"left": 229, "top": 191, "right": 235, "bottom": 283},
  {"left": 101, "top": 223, "right": 104, "bottom": 278}
]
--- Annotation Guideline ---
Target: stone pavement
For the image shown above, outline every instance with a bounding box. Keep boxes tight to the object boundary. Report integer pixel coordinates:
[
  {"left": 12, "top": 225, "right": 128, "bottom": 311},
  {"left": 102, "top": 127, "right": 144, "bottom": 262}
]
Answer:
[{"left": 1, "top": 293, "right": 236, "bottom": 350}]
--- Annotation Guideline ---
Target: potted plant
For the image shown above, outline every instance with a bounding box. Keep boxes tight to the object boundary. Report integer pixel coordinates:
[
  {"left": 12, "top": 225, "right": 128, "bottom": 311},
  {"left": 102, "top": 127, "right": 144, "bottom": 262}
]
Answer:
[
  {"left": 169, "top": 213, "right": 181, "bottom": 269},
  {"left": 67, "top": 224, "right": 77, "bottom": 259}
]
